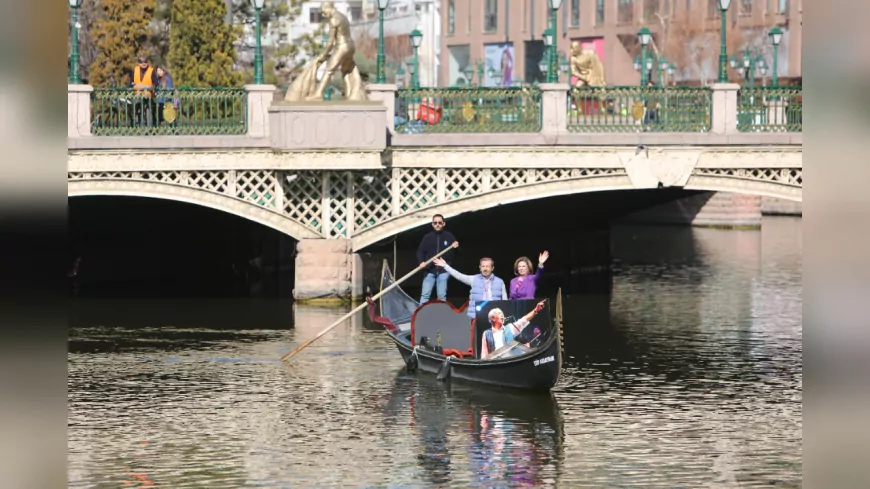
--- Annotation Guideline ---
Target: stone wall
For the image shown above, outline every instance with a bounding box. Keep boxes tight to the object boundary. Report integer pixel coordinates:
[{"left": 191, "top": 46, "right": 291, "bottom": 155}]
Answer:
[
  {"left": 294, "top": 239, "right": 363, "bottom": 303},
  {"left": 761, "top": 196, "right": 803, "bottom": 216}
]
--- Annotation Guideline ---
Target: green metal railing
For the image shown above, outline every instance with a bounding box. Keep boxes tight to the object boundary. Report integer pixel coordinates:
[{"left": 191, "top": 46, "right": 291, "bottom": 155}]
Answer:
[
  {"left": 91, "top": 87, "right": 248, "bottom": 136},
  {"left": 395, "top": 87, "right": 542, "bottom": 133},
  {"left": 737, "top": 86, "right": 802, "bottom": 132},
  {"left": 567, "top": 86, "right": 712, "bottom": 132}
]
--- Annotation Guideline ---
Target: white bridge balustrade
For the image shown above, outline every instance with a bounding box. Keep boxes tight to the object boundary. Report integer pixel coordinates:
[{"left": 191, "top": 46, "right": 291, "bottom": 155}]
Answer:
[{"left": 67, "top": 83, "right": 802, "bottom": 301}]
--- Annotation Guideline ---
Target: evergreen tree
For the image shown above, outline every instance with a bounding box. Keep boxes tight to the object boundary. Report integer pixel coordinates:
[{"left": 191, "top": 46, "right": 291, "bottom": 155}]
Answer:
[
  {"left": 168, "top": 0, "right": 242, "bottom": 87},
  {"left": 88, "top": 0, "right": 155, "bottom": 86}
]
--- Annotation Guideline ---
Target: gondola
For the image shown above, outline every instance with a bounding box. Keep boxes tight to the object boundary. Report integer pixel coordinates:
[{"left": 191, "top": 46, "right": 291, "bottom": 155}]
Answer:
[{"left": 366, "top": 260, "right": 563, "bottom": 391}]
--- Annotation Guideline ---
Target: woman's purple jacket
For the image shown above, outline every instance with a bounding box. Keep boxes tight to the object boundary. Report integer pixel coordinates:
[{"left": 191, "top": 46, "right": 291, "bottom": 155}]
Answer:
[{"left": 509, "top": 265, "right": 543, "bottom": 300}]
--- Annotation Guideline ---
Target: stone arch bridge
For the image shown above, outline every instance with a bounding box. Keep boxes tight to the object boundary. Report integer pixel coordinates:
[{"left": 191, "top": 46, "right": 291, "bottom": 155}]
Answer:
[{"left": 69, "top": 146, "right": 801, "bottom": 251}]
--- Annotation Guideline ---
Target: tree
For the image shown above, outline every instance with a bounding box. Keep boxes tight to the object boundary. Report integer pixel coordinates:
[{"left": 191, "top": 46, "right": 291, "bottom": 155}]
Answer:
[
  {"left": 168, "top": 0, "right": 242, "bottom": 87},
  {"left": 88, "top": 0, "right": 155, "bottom": 86}
]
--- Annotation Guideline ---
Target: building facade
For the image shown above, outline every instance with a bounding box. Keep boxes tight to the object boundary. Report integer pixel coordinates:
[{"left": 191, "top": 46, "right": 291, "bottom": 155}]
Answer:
[{"left": 440, "top": 0, "right": 801, "bottom": 87}]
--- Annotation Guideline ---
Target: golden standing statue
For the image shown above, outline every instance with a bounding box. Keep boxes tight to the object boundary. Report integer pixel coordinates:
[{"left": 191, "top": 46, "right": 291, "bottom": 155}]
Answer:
[
  {"left": 569, "top": 41, "right": 606, "bottom": 88},
  {"left": 285, "top": 2, "right": 367, "bottom": 102}
]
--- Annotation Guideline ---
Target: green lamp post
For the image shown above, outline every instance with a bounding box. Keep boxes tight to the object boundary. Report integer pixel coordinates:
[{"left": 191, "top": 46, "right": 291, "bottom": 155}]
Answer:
[
  {"left": 546, "top": 0, "right": 563, "bottom": 83},
  {"left": 768, "top": 26, "right": 782, "bottom": 88},
  {"left": 395, "top": 64, "right": 406, "bottom": 87},
  {"left": 407, "top": 61, "right": 416, "bottom": 89},
  {"left": 637, "top": 27, "right": 652, "bottom": 86},
  {"left": 410, "top": 28, "right": 422, "bottom": 88},
  {"left": 68, "top": 0, "right": 83, "bottom": 84},
  {"left": 717, "top": 0, "right": 732, "bottom": 82},
  {"left": 477, "top": 60, "right": 485, "bottom": 87},
  {"left": 657, "top": 56, "right": 668, "bottom": 86},
  {"left": 376, "top": 0, "right": 390, "bottom": 83},
  {"left": 251, "top": 0, "right": 265, "bottom": 84},
  {"left": 463, "top": 64, "right": 475, "bottom": 86},
  {"left": 542, "top": 28, "right": 555, "bottom": 82},
  {"left": 667, "top": 63, "right": 676, "bottom": 85}
]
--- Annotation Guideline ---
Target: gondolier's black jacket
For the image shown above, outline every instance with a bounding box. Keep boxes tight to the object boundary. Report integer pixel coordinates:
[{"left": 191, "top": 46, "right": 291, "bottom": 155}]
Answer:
[{"left": 417, "top": 230, "right": 456, "bottom": 276}]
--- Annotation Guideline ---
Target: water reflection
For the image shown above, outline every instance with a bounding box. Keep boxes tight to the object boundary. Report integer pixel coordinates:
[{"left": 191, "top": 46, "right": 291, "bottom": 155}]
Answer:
[{"left": 68, "top": 218, "right": 802, "bottom": 487}]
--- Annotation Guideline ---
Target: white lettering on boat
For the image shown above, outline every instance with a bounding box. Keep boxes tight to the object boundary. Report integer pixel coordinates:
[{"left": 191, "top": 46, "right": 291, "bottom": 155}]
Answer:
[{"left": 534, "top": 355, "right": 555, "bottom": 367}]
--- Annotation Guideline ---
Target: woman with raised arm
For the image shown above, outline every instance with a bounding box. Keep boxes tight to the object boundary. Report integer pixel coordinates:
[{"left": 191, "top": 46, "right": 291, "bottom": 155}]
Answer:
[{"left": 509, "top": 251, "right": 549, "bottom": 300}]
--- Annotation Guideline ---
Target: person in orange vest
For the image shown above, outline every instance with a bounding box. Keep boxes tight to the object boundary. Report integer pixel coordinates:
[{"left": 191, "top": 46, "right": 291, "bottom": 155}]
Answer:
[{"left": 130, "top": 56, "right": 159, "bottom": 126}]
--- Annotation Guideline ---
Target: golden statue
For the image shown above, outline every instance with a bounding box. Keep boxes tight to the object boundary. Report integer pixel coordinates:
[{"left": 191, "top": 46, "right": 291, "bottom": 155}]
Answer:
[
  {"left": 285, "top": 2, "right": 367, "bottom": 102},
  {"left": 569, "top": 41, "right": 606, "bottom": 88}
]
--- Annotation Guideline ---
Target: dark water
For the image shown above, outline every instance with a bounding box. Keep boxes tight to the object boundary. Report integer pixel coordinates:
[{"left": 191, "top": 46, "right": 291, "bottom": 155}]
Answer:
[{"left": 68, "top": 217, "right": 802, "bottom": 488}]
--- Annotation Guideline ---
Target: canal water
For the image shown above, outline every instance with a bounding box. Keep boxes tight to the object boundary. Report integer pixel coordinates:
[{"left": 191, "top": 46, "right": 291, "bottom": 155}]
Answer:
[{"left": 68, "top": 217, "right": 802, "bottom": 488}]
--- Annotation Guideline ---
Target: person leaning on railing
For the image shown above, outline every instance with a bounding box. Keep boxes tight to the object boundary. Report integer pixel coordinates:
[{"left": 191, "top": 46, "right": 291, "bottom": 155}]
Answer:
[{"left": 129, "top": 55, "right": 159, "bottom": 127}]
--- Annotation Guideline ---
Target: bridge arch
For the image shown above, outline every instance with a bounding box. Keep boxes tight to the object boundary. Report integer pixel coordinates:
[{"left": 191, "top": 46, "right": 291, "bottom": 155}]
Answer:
[
  {"left": 68, "top": 179, "right": 321, "bottom": 241},
  {"left": 351, "top": 169, "right": 801, "bottom": 250}
]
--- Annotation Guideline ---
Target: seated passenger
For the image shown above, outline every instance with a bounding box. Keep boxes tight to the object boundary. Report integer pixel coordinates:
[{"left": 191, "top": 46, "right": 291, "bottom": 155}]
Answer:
[
  {"left": 434, "top": 250, "right": 507, "bottom": 319},
  {"left": 480, "top": 300, "right": 546, "bottom": 359}
]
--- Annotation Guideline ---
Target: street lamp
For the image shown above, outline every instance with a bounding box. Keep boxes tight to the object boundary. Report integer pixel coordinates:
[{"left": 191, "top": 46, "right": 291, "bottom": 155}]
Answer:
[
  {"left": 376, "top": 0, "right": 390, "bottom": 83},
  {"left": 409, "top": 28, "right": 422, "bottom": 88},
  {"left": 463, "top": 64, "right": 475, "bottom": 85},
  {"left": 637, "top": 26, "right": 652, "bottom": 85},
  {"left": 717, "top": 0, "right": 732, "bottom": 82},
  {"left": 251, "top": 0, "right": 265, "bottom": 84},
  {"left": 489, "top": 68, "right": 503, "bottom": 86},
  {"left": 768, "top": 26, "right": 782, "bottom": 87},
  {"left": 395, "top": 64, "right": 406, "bottom": 87},
  {"left": 546, "top": 0, "right": 563, "bottom": 83},
  {"left": 633, "top": 56, "right": 641, "bottom": 72},
  {"left": 658, "top": 56, "right": 668, "bottom": 86},
  {"left": 543, "top": 28, "right": 555, "bottom": 83},
  {"left": 68, "top": 0, "right": 83, "bottom": 84},
  {"left": 407, "top": 61, "right": 416, "bottom": 88}
]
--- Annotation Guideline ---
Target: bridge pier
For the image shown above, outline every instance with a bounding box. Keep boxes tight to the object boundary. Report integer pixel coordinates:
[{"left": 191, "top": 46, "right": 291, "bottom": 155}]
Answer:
[{"left": 294, "top": 239, "right": 363, "bottom": 304}]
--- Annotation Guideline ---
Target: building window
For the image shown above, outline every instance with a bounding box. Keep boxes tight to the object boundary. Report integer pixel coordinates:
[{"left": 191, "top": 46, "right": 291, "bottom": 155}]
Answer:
[
  {"left": 309, "top": 7, "right": 322, "bottom": 23},
  {"left": 643, "top": 0, "right": 660, "bottom": 21},
  {"left": 484, "top": 0, "right": 498, "bottom": 32},
  {"left": 740, "top": 0, "right": 752, "bottom": 15},
  {"left": 350, "top": 6, "right": 362, "bottom": 21},
  {"left": 618, "top": 0, "right": 634, "bottom": 23},
  {"left": 707, "top": 0, "right": 720, "bottom": 17},
  {"left": 571, "top": 0, "right": 580, "bottom": 26},
  {"left": 448, "top": 0, "right": 455, "bottom": 34},
  {"left": 778, "top": 0, "right": 788, "bottom": 13},
  {"left": 596, "top": 0, "right": 605, "bottom": 25}
]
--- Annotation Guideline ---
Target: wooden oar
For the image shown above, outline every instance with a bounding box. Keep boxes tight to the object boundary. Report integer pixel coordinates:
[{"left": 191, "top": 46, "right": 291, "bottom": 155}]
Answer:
[{"left": 280, "top": 244, "right": 456, "bottom": 362}]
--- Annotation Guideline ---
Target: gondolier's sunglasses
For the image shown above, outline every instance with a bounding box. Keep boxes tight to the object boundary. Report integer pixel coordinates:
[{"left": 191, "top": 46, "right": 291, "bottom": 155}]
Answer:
[{"left": 432, "top": 221, "right": 444, "bottom": 226}]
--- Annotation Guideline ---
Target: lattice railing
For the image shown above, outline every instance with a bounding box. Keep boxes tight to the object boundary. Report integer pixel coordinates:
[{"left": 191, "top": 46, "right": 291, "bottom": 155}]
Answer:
[
  {"left": 567, "top": 86, "right": 712, "bottom": 133},
  {"left": 395, "top": 87, "right": 542, "bottom": 133},
  {"left": 692, "top": 168, "right": 802, "bottom": 187},
  {"left": 68, "top": 165, "right": 799, "bottom": 239},
  {"left": 737, "top": 86, "right": 802, "bottom": 132}
]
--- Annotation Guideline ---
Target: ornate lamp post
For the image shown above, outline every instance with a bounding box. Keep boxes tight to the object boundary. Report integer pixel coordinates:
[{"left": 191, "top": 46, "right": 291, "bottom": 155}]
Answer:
[
  {"left": 251, "top": 0, "right": 265, "bottom": 84},
  {"left": 546, "top": 0, "right": 563, "bottom": 83},
  {"left": 542, "top": 28, "right": 555, "bottom": 82},
  {"left": 463, "top": 64, "right": 475, "bottom": 86},
  {"left": 637, "top": 27, "right": 652, "bottom": 85},
  {"left": 667, "top": 63, "right": 676, "bottom": 85},
  {"left": 658, "top": 56, "right": 668, "bottom": 86},
  {"left": 376, "top": 0, "right": 390, "bottom": 83},
  {"left": 488, "top": 67, "right": 503, "bottom": 86},
  {"left": 409, "top": 28, "right": 422, "bottom": 88},
  {"left": 559, "top": 51, "right": 569, "bottom": 81},
  {"left": 768, "top": 26, "right": 782, "bottom": 88},
  {"left": 633, "top": 56, "right": 641, "bottom": 72},
  {"left": 717, "top": 0, "right": 732, "bottom": 82},
  {"left": 407, "top": 61, "right": 416, "bottom": 89},
  {"left": 68, "top": 0, "right": 83, "bottom": 84},
  {"left": 395, "top": 64, "right": 406, "bottom": 87},
  {"left": 477, "top": 60, "right": 485, "bottom": 87}
]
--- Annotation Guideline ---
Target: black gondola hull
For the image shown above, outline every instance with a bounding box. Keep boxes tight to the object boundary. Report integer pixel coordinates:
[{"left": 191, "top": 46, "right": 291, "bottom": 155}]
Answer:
[{"left": 388, "top": 331, "right": 562, "bottom": 391}]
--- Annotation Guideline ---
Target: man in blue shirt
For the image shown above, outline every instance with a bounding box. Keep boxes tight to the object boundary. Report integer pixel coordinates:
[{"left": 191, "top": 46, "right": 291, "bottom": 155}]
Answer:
[{"left": 433, "top": 253, "right": 507, "bottom": 319}]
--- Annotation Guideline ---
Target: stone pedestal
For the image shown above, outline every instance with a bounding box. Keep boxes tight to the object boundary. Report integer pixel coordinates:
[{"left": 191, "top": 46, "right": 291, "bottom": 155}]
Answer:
[
  {"left": 268, "top": 102, "right": 387, "bottom": 151},
  {"left": 68, "top": 84, "right": 93, "bottom": 137},
  {"left": 365, "top": 84, "right": 397, "bottom": 135},
  {"left": 710, "top": 83, "right": 740, "bottom": 135},
  {"left": 244, "top": 84, "right": 277, "bottom": 139},
  {"left": 761, "top": 196, "right": 802, "bottom": 216},
  {"left": 539, "top": 83, "right": 569, "bottom": 134},
  {"left": 294, "top": 239, "right": 363, "bottom": 304}
]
